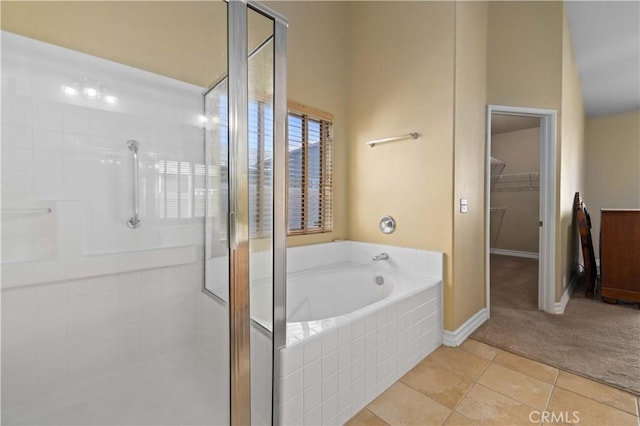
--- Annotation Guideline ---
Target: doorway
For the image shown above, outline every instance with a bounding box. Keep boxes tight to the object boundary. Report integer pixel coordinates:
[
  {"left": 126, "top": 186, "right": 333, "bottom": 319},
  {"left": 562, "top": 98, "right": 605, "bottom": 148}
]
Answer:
[{"left": 485, "top": 105, "right": 557, "bottom": 315}]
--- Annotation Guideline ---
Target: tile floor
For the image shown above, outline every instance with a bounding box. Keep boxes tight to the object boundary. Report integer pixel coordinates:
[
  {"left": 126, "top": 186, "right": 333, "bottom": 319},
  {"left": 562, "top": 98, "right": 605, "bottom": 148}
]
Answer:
[{"left": 346, "top": 338, "right": 640, "bottom": 425}]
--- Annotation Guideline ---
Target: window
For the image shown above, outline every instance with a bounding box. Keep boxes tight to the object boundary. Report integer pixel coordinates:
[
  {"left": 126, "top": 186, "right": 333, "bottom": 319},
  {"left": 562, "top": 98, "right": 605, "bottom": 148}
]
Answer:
[
  {"left": 287, "top": 104, "right": 333, "bottom": 235},
  {"left": 200, "top": 95, "right": 333, "bottom": 239}
]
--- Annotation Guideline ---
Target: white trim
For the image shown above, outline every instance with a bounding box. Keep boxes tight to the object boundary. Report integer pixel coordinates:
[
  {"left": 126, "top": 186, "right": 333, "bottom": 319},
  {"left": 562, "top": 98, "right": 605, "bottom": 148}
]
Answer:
[
  {"left": 490, "top": 248, "right": 539, "bottom": 259},
  {"left": 553, "top": 272, "right": 578, "bottom": 314},
  {"left": 443, "top": 308, "right": 488, "bottom": 347},
  {"left": 486, "top": 105, "right": 557, "bottom": 315}
]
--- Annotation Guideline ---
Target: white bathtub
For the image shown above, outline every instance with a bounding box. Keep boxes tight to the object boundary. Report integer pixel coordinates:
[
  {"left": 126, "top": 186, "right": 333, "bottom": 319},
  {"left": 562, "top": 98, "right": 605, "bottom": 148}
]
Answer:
[
  {"left": 287, "top": 264, "right": 395, "bottom": 322},
  {"left": 278, "top": 241, "right": 443, "bottom": 425}
]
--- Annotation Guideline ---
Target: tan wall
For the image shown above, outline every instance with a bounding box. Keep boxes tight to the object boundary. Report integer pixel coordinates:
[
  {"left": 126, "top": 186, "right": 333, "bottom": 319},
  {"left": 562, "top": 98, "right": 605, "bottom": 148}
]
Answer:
[
  {"left": 451, "top": 1, "right": 488, "bottom": 330},
  {"left": 344, "top": 1, "right": 456, "bottom": 326},
  {"left": 557, "top": 5, "right": 585, "bottom": 299},
  {"left": 585, "top": 110, "right": 640, "bottom": 259},
  {"left": 487, "top": 1, "right": 585, "bottom": 302},
  {"left": 269, "top": 1, "right": 350, "bottom": 247},
  {"left": 1, "top": 1, "right": 227, "bottom": 87},
  {"left": 487, "top": 1, "right": 563, "bottom": 111},
  {"left": 490, "top": 127, "right": 540, "bottom": 253}
]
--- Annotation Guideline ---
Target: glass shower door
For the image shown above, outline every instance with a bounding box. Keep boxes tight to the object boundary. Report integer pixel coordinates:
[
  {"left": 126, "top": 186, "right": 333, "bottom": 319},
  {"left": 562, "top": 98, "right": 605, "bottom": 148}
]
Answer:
[{"left": 204, "top": 2, "right": 287, "bottom": 424}]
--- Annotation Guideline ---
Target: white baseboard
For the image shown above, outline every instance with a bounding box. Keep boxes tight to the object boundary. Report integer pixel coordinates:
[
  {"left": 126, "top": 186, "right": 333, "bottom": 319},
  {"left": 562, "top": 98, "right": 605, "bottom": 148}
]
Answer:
[
  {"left": 490, "top": 248, "right": 539, "bottom": 259},
  {"left": 443, "top": 308, "right": 488, "bottom": 347},
  {"left": 553, "top": 273, "right": 578, "bottom": 314}
]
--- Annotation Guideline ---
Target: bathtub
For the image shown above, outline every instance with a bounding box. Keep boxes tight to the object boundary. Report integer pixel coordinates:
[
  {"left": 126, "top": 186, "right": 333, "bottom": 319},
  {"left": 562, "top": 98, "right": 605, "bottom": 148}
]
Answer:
[
  {"left": 278, "top": 241, "right": 443, "bottom": 425},
  {"left": 287, "top": 264, "right": 394, "bottom": 322}
]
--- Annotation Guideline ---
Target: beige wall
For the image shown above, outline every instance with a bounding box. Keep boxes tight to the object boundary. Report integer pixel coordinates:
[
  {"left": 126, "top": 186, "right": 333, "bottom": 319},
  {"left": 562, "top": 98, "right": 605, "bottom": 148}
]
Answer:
[
  {"left": 585, "top": 110, "right": 640, "bottom": 259},
  {"left": 451, "top": 1, "right": 488, "bottom": 330},
  {"left": 345, "top": 1, "right": 455, "bottom": 251},
  {"left": 487, "top": 1, "right": 585, "bottom": 302},
  {"left": 487, "top": 1, "right": 563, "bottom": 111},
  {"left": 490, "top": 127, "right": 540, "bottom": 253},
  {"left": 557, "top": 5, "right": 585, "bottom": 299},
  {"left": 344, "top": 2, "right": 456, "bottom": 327},
  {"left": 1, "top": 1, "right": 227, "bottom": 87},
  {"left": 269, "top": 1, "right": 350, "bottom": 248}
]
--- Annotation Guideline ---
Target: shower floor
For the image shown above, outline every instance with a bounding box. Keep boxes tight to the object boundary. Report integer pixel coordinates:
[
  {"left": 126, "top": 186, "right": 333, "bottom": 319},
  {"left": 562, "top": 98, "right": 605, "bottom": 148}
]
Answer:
[{"left": 3, "top": 348, "right": 227, "bottom": 426}]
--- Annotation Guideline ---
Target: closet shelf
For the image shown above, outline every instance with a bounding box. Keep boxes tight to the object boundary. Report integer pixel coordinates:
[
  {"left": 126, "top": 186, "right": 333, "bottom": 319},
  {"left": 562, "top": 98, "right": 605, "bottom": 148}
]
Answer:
[
  {"left": 491, "top": 172, "right": 539, "bottom": 192},
  {"left": 490, "top": 207, "right": 506, "bottom": 212}
]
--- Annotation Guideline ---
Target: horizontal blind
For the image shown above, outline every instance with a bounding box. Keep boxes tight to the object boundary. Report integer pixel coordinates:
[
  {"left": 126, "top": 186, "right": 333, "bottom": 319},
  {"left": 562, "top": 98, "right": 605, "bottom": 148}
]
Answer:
[
  {"left": 287, "top": 107, "right": 333, "bottom": 235},
  {"left": 288, "top": 113, "right": 305, "bottom": 233}
]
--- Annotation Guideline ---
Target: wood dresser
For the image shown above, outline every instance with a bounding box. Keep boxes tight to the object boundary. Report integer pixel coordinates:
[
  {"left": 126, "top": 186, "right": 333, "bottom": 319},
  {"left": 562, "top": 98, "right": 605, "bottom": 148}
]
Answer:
[{"left": 600, "top": 209, "right": 640, "bottom": 303}]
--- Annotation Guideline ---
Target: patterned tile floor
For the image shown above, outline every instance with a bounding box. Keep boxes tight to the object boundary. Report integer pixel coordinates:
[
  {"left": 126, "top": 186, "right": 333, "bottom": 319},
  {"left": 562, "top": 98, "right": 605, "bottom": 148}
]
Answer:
[{"left": 346, "top": 339, "right": 640, "bottom": 425}]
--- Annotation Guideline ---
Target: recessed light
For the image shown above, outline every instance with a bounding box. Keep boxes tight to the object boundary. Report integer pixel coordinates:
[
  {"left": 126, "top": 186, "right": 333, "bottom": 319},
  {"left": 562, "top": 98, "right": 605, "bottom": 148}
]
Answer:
[
  {"left": 84, "top": 87, "right": 99, "bottom": 99},
  {"left": 62, "top": 86, "right": 79, "bottom": 96}
]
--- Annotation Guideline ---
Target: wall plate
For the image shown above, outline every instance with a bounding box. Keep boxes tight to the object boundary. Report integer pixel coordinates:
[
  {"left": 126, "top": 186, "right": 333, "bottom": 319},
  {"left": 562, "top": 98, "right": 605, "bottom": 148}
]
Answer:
[{"left": 379, "top": 215, "right": 396, "bottom": 234}]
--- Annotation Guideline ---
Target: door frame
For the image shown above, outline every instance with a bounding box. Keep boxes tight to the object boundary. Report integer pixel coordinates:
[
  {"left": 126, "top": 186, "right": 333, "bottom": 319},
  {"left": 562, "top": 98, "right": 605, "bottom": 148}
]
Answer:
[{"left": 485, "top": 105, "right": 557, "bottom": 314}]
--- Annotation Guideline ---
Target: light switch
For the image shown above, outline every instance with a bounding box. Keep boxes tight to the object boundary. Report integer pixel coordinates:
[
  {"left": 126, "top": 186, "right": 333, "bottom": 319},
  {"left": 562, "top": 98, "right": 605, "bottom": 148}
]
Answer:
[{"left": 460, "top": 198, "right": 468, "bottom": 213}]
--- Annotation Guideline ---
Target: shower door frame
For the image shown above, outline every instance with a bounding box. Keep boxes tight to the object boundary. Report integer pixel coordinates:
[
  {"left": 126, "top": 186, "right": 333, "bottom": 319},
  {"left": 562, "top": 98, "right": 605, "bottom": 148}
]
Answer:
[{"left": 228, "top": 1, "right": 288, "bottom": 424}]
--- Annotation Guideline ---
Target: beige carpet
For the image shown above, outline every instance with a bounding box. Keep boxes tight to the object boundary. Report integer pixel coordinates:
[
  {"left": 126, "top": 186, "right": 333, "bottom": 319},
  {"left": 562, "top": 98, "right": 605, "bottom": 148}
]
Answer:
[{"left": 472, "top": 254, "right": 640, "bottom": 396}]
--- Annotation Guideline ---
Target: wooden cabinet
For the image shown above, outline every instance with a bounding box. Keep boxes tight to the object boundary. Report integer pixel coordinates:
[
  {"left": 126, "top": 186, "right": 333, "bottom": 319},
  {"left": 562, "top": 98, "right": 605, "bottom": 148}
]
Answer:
[{"left": 600, "top": 209, "right": 640, "bottom": 302}]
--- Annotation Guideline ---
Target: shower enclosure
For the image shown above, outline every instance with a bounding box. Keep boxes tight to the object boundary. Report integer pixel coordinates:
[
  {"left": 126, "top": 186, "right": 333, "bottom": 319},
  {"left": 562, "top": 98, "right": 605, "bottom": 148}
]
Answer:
[{"left": 1, "top": 1, "right": 287, "bottom": 424}]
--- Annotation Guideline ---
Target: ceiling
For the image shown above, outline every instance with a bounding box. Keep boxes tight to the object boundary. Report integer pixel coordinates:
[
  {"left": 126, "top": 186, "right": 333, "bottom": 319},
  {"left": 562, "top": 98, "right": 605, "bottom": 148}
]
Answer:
[{"left": 566, "top": 1, "right": 640, "bottom": 118}]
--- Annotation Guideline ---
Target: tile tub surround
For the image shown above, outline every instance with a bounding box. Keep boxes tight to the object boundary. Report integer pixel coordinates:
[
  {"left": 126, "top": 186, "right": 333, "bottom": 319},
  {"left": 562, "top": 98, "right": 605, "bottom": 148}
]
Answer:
[{"left": 279, "top": 241, "right": 444, "bottom": 425}]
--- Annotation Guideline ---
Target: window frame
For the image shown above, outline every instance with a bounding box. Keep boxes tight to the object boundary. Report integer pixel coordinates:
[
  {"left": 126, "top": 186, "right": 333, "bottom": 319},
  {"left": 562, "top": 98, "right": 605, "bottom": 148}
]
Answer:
[{"left": 286, "top": 102, "right": 334, "bottom": 236}]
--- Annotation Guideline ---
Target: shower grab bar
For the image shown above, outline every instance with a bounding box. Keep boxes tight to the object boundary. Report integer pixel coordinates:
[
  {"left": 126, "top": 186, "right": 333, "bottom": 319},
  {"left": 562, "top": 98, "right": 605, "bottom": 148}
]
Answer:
[
  {"left": 2, "top": 208, "right": 52, "bottom": 214},
  {"left": 367, "top": 132, "right": 419, "bottom": 147},
  {"left": 126, "top": 140, "right": 141, "bottom": 229}
]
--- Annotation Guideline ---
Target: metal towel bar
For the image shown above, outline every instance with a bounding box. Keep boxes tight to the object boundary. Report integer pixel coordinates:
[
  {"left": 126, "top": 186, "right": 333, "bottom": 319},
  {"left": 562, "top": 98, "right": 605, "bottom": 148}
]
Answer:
[
  {"left": 367, "top": 132, "right": 419, "bottom": 147},
  {"left": 126, "top": 140, "right": 141, "bottom": 229}
]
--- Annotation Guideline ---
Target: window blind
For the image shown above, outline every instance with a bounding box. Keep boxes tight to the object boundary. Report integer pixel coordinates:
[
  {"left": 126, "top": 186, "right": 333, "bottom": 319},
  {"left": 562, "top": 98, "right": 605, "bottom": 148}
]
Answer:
[
  {"left": 287, "top": 107, "right": 333, "bottom": 235},
  {"left": 194, "top": 97, "right": 333, "bottom": 240}
]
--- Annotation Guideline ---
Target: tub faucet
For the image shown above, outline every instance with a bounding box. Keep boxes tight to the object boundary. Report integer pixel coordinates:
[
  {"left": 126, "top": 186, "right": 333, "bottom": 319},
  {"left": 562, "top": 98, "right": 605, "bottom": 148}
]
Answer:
[{"left": 372, "top": 253, "right": 389, "bottom": 261}]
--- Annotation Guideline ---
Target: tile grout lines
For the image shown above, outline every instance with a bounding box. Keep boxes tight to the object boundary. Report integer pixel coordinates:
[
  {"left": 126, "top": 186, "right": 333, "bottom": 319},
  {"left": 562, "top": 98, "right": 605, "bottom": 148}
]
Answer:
[
  {"left": 445, "top": 347, "right": 495, "bottom": 424},
  {"left": 469, "top": 339, "right": 640, "bottom": 417},
  {"left": 355, "top": 341, "right": 640, "bottom": 426},
  {"left": 543, "top": 366, "right": 560, "bottom": 412}
]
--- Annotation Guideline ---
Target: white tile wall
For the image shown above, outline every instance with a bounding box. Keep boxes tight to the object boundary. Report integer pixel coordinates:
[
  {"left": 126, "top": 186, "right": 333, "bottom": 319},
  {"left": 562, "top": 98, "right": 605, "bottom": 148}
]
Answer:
[
  {"left": 1, "top": 262, "right": 203, "bottom": 411},
  {"left": 278, "top": 283, "right": 442, "bottom": 425},
  {"left": 2, "top": 31, "right": 205, "bottom": 287},
  {"left": 1, "top": 31, "right": 239, "bottom": 426}
]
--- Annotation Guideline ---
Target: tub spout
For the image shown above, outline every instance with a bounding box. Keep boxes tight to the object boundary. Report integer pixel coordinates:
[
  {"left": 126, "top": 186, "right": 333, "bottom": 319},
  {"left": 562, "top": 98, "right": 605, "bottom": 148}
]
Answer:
[{"left": 372, "top": 253, "right": 389, "bottom": 261}]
